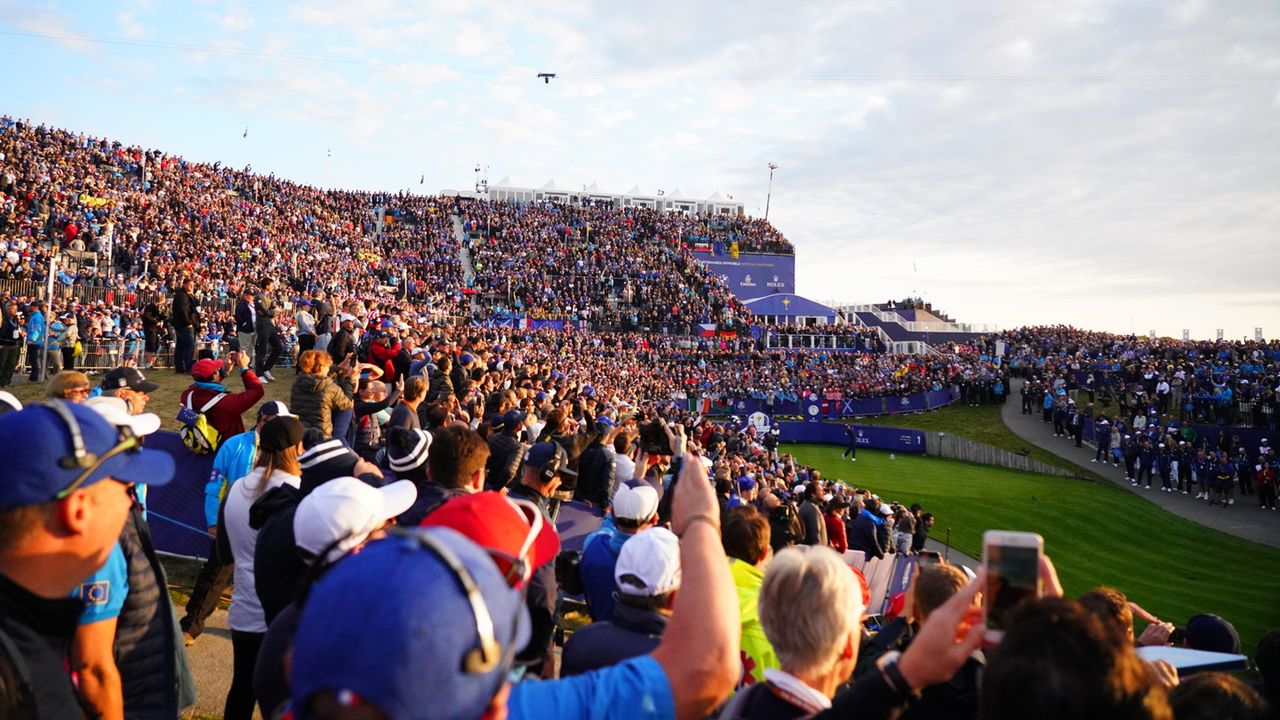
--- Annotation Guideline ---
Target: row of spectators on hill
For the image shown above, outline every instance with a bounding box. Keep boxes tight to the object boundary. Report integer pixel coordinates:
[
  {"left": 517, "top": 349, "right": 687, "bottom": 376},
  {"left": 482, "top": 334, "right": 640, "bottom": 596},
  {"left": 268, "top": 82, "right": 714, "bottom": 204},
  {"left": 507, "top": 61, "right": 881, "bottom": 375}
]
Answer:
[{"left": 987, "top": 325, "right": 1279, "bottom": 428}]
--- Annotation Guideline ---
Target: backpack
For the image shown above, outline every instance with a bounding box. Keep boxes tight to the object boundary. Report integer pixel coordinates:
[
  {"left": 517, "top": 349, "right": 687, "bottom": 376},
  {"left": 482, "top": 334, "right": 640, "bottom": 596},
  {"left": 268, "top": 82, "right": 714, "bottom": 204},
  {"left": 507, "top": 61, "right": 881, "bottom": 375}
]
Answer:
[{"left": 178, "top": 392, "right": 227, "bottom": 455}]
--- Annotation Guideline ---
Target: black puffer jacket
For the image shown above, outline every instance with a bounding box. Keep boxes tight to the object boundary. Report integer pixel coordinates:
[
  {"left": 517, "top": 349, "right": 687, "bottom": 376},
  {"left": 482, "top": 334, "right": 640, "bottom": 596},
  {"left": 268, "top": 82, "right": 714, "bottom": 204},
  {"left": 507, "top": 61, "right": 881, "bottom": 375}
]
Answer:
[
  {"left": 115, "top": 508, "right": 180, "bottom": 719},
  {"left": 575, "top": 441, "right": 617, "bottom": 508},
  {"left": 486, "top": 431, "right": 525, "bottom": 491}
]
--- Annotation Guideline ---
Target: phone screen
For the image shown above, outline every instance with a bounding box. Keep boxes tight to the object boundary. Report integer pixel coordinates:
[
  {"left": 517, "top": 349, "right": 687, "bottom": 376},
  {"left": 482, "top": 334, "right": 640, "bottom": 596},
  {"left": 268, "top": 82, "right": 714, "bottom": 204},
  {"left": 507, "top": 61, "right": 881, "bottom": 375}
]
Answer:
[
  {"left": 917, "top": 551, "right": 942, "bottom": 568},
  {"left": 985, "top": 543, "right": 1040, "bottom": 631}
]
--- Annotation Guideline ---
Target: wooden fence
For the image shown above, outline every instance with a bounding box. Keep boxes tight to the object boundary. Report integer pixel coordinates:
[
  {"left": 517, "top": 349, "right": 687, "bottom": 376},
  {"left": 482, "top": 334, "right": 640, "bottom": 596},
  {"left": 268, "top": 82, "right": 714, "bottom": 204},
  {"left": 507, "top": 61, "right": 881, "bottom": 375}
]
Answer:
[{"left": 923, "top": 431, "right": 1080, "bottom": 478}]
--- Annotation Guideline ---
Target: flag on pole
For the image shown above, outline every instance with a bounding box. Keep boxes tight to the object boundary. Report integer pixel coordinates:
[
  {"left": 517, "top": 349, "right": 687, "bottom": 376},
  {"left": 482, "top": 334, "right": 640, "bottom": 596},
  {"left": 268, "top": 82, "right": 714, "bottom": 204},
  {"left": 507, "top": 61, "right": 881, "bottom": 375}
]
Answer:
[
  {"left": 420, "top": 174, "right": 424, "bottom": 185},
  {"left": 243, "top": 127, "right": 248, "bottom": 138}
]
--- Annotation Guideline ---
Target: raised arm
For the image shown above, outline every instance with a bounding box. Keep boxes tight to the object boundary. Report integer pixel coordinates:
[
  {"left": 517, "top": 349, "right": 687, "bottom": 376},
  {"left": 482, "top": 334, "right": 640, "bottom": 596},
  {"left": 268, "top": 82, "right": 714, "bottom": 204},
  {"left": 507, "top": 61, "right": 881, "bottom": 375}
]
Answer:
[{"left": 651, "top": 452, "right": 739, "bottom": 720}]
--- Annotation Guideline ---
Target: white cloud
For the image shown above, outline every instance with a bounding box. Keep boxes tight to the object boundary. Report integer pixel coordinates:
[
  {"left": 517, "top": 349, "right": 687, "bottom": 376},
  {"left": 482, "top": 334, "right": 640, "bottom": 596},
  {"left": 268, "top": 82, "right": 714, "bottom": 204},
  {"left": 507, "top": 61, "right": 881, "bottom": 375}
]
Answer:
[{"left": 116, "top": 11, "right": 146, "bottom": 38}]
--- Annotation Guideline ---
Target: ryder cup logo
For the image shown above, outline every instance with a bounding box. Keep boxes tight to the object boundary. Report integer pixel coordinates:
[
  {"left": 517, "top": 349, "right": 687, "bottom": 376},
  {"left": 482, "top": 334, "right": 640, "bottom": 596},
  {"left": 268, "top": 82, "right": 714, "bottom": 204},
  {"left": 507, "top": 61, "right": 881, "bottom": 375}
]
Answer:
[{"left": 900, "top": 397, "right": 910, "bottom": 407}]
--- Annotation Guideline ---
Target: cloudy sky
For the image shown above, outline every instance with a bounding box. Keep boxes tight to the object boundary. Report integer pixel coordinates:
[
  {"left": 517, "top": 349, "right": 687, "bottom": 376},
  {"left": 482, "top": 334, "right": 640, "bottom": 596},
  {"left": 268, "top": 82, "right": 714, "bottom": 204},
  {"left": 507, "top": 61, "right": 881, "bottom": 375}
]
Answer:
[{"left": 3, "top": 0, "right": 1278, "bottom": 340}]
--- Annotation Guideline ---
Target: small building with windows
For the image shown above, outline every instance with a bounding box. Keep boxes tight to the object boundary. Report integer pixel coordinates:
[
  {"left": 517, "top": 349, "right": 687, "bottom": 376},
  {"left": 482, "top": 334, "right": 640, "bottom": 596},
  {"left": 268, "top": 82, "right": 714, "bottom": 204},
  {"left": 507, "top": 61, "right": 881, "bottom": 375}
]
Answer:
[{"left": 458, "top": 179, "right": 745, "bottom": 216}]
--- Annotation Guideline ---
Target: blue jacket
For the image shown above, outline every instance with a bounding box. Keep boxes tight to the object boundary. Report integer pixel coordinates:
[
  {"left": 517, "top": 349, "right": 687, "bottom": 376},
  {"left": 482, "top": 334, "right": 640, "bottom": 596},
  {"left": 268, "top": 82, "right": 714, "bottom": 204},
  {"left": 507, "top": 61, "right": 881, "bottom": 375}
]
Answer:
[
  {"left": 205, "top": 430, "right": 258, "bottom": 527},
  {"left": 580, "top": 517, "right": 629, "bottom": 622},
  {"left": 560, "top": 602, "right": 667, "bottom": 677},
  {"left": 25, "top": 309, "right": 45, "bottom": 345}
]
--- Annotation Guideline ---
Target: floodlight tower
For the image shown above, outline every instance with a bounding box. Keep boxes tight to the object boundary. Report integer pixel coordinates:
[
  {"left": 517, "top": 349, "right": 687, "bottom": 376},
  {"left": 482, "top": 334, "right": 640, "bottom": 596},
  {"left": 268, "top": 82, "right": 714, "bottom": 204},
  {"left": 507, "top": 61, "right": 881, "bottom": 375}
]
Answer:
[{"left": 765, "top": 163, "right": 779, "bottom": 220}]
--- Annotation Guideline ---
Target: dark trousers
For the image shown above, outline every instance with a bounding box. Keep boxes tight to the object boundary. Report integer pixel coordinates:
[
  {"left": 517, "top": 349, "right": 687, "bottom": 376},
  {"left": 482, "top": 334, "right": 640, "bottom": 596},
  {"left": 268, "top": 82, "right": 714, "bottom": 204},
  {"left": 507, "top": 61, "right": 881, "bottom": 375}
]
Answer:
[
  {"left": 296, "top": 334, "right": 315, "bottom": 371},
  {"left": 256, "top": 331, "right": 281, "bottom": 375},
  {"left": 843, "top": 442, "right": 857, "bottom": 459},
  {"left": 27, "top": 343, "right": 45, "bottom": 380},
  {"left": 175, "top": 328, "right": 195, "bottom": 373},
  {"left": 1095, "top": 443, "right": 1109, "bottom": 462},
  {"left": 180, "top": 539, "right": 233, "bottom": 638},
  {"left": 0, "top": 344, "right": 18, "bottom": 386},
  {"left": 61, "top": 346, "right": 75, "bottom": 372},
  {"left": 224, "top": 630, "right": 265, "bottom": 720}
]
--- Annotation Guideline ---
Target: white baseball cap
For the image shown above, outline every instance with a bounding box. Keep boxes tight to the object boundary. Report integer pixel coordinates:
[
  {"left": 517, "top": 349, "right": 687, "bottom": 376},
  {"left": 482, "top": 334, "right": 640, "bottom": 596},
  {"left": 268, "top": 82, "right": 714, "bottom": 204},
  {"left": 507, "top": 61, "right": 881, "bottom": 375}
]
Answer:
[
  {"left": 293, "top": 477, "right": 418, "bottom": 564},
  {"left": 614, "top": 527, "right": 681, "bottom": 597},
  {"left": 84, "top": 396, "right": 161, "bottom": 436},
  {"left": 612, "top": 483, "right": 659, "bottom": 522}
]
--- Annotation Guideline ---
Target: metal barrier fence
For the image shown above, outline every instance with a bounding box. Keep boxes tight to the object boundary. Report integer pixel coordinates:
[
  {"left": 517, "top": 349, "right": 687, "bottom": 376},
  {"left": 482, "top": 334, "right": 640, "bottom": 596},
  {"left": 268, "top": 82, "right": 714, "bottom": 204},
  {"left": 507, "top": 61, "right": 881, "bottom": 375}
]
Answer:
[
  {"left": 0, "top": 278, "right": 165, "bottom": 309},
  {"left": 923, "top": 431, "right": 1080, "bottom": 478}
]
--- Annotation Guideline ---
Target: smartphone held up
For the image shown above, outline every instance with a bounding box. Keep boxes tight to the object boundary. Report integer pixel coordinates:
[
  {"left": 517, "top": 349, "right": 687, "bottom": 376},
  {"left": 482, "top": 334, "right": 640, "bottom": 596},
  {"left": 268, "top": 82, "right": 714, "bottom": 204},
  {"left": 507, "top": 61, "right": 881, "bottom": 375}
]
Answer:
[{"left": 982, "top": 530, "right": 1043, "bottom": 643}]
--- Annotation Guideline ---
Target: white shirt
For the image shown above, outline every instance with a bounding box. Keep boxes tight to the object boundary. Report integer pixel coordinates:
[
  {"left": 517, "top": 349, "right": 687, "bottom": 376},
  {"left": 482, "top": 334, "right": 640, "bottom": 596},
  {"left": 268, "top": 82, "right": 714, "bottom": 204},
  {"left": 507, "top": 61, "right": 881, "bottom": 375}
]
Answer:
[
  {"left": 224, "top": 467, "right": 301, "bottom": 632},
  {"left": 615, "top": 453, "right": 636, "bottom": 482}
]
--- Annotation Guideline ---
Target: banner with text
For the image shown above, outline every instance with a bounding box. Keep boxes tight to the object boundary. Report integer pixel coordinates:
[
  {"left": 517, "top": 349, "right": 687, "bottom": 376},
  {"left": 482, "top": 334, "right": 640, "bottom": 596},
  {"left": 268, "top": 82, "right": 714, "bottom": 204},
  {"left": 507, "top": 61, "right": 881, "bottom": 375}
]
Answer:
[{"left": 690, "top": 250, "right": 796, "bottom": 299}]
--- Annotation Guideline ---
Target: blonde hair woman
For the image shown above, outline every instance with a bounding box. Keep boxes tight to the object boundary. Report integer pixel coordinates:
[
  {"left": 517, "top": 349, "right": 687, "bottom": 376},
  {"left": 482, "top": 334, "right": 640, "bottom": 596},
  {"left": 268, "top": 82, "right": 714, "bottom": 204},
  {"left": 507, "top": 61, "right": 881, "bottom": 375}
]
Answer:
[
  {"left": 290, "top": 349, "right": 357, "bottom": 437},
  {"left": 46, "top": 370, "right": 91, "bottom": 402}
]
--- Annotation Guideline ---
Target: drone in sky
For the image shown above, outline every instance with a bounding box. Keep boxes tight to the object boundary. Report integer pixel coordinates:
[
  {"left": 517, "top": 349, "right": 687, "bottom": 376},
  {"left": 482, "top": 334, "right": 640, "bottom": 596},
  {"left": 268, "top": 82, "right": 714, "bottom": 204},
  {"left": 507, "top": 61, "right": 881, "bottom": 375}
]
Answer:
[{"left": 537, "top": 72, "right": 557, "bottom": 84}]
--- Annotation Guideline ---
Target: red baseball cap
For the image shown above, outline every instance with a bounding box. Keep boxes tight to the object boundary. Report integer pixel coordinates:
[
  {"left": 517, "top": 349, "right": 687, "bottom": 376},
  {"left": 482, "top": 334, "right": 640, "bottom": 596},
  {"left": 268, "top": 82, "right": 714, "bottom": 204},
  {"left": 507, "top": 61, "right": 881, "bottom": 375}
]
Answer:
[
  {"left": 192, "top": 358, "right": 221, "bottom": 379},
  {"left": 420, "top": 492, "right": 560, "bottom": 589}
]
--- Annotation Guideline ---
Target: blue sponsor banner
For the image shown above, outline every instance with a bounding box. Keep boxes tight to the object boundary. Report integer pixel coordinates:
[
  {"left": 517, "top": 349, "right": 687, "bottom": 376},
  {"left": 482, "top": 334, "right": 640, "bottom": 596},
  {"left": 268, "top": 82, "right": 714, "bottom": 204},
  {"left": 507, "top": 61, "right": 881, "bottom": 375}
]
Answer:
[
  {"left": 778, "top": 422, "right": 927, "bottom": 453},
  {"left": 691, "top": 250, "right": 795, "bottom": 298},
  {"left": 145, "top": 431, "right": 217, "bottom": 559},
  {"left": 709, "top": 386, "right": 959, "bottom": 421},
  {"left": 891, "top": 393, "right": 930, "bottom": 414}
]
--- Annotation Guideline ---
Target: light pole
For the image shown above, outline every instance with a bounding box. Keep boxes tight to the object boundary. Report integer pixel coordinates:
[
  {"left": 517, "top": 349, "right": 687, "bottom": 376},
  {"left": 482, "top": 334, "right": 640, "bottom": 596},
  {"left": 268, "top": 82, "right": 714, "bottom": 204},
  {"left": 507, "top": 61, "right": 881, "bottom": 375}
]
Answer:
[{"left": 765, "top": 163, "right": 779, "bottom": 220}]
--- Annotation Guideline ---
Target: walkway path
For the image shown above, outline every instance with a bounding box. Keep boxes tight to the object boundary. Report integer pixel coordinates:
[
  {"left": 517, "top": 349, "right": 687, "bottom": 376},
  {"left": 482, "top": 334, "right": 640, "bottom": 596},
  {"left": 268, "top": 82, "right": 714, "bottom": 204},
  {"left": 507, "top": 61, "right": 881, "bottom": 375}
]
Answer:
[{"left": 1003, "top": 379, "right": 1280, "bottom": 549}]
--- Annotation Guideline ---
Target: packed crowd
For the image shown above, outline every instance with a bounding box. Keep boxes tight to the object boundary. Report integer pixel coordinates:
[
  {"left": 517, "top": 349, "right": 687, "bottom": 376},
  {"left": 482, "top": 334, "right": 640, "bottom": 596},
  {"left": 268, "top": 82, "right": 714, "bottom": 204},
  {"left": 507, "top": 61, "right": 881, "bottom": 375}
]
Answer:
[
  {"left": 463, "top": 201, "right": 754, "bottom": 331},
  {"left": 991, "top": 325, "right": 1280, "bottom": 429},
  {"left": 0, "top": 316, "right": 1274, "bottom": 719},
  {"left": 1021, "top": 381, "right": 1279, "bottom": 511}
]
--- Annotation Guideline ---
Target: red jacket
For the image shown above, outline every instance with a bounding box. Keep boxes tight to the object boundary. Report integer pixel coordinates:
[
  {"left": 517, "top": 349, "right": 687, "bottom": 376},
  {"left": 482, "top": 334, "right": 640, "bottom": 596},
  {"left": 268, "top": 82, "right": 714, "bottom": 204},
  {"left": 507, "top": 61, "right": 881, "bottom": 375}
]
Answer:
[
  {"left": 179, "top": 370, "right": 265, "bottom": 447},
  {"left": 825, "top": 512, "right": 848, "bottom": 554}
]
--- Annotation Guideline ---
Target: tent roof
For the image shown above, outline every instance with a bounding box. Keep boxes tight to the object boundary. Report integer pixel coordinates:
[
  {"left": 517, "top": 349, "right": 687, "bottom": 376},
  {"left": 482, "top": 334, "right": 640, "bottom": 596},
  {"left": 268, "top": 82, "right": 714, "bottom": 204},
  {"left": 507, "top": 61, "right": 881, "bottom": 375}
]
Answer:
[
  {"left": 742, "top": 293, "right": 837, "bottom": 318},
  {"left": 494, "top": 175, "right": 513, "bottom": 187}
]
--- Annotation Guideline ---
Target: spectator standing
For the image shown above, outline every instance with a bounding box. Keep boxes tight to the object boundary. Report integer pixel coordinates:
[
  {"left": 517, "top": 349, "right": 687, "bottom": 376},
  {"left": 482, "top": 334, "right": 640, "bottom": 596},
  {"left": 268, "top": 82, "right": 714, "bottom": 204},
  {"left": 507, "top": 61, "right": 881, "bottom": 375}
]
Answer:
[
  {"left": 0, "top": 299, "right": 21, "bottom": 386},
  {"left": 576, "top": 417, "right": 620, "bottom": 508},
  {"left": 797, "top": 485, "right": 828, "bottom": 547},
  {"left": 219, "top": 415, "right": 305, "bottom": 720},
  {"left": 170, "top": 278, "right": 198, "bottom": 374},
  {"left": 233, "top": 287, "right": 256, "bottom": 370},
  {"left": 53, "top": 312, "right": 78, "bottom": 373},
  {"left": 0, "top": 403, "right": 173, "bottom": 718},
  {"left": 179, "top": 353, "right": 265, "bottom": 447},
  {"left": 25, "top": 299, "right": 47, "bottom": 381},
  {"left": 294, "top": 300, "right": 317, "bottom": 359},
  {"left": 312, "top": 293, "right": 334, "bottom": 352},
  {"left": 848, "top": 496, "right": 887, "bottom": 561},
  {"left": 825, "top": 499, "right": 849, "bottom": 554},
  {"left": 290, "top": 350, "right": 356, "bottom": 438},
  {"left": 254, "top": 278, "right": 279, "bottom": 381},
  {"left": 181, "top": 400, "right": 293, "bottom": 646},
  {"left": 562, "top": 527, "right": 681, "bottom": 676},
  {"left": 912, "top": 512, "right": 934, "bottom": 554},
  {"left": 485, "top": 409, "right": 527, "bottom": 491}
]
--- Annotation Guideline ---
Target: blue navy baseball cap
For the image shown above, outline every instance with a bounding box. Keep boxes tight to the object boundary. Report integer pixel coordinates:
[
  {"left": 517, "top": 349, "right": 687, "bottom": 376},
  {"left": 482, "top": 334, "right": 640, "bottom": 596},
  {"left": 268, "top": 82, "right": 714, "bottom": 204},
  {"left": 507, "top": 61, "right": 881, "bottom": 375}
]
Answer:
[
  {"left": 525, "top": 441, "right": 574, "bottom": 477},
  {"left": 0, "top": 402, "right": 175, "bottom": 511},
  {"left": 291, "top": 528, "right": 530, "bottom": 720}
]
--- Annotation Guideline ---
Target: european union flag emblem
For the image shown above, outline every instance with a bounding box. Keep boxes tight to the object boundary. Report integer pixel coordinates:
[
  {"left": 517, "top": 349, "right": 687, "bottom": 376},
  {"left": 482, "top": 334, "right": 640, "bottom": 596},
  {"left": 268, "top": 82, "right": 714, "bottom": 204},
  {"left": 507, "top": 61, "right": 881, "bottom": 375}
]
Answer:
[{"left": 81, "top": 581, "right": 110, "bottom": 606}]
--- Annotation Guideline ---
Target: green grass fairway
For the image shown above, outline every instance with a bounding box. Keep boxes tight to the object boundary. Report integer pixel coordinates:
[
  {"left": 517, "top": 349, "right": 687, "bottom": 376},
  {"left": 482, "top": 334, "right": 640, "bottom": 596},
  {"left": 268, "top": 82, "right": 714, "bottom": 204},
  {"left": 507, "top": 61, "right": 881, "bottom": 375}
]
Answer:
[
  {"left": 785, "top": 443, "right": 1280, "bottom": 655},
  {"left": 852, "top": 404, "right": 1096, "bottom": 479}
]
